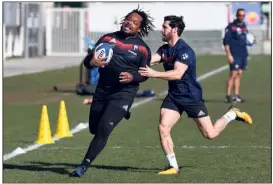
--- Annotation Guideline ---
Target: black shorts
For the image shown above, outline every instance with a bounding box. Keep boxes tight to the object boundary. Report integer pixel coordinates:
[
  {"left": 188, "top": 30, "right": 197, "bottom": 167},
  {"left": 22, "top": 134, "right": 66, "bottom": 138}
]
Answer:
[
  {"left": 161, "top": 95, "right": 208, "bottom": 118},
  {"left": 229, "top": 55, "right": 248, "bottom": 71},
  {"left": 88, "top": 96, "right": 134, "bottom": 134}
]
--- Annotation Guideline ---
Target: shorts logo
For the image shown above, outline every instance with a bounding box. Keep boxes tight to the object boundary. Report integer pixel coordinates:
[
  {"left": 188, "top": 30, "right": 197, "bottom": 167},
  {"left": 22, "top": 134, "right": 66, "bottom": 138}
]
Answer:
[
  {"left": 109, "top": 122, "right": 114, "bottom": 126},
  {"left": 122, "top": 105, "right": 128, "bottom": 111},
  {"left": 198, "top": 110, "right": 205, "bottom": 117},
  {"left": 235, "top": 64, "right": 239, "bottom": 69}
]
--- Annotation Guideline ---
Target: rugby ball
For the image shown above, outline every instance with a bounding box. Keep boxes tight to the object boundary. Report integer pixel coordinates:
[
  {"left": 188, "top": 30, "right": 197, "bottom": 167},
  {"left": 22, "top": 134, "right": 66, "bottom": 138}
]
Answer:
[
  {"left": 95, "top": 43, "right": 113, "bottom": 64},
  {"left": 246, "top": 33, "right": 255, "bottom": 46}
]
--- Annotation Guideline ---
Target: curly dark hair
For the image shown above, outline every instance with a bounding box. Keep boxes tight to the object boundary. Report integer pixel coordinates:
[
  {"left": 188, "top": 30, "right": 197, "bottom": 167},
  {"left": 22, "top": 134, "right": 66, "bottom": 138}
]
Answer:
[{"left": 121, "top": 5, "right": 155, "bottom": 37}]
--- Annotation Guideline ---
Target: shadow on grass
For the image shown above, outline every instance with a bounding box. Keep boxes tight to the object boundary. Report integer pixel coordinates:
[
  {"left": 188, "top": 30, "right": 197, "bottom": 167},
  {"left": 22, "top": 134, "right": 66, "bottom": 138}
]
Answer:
[{"left": 4, "top": 161, "right": 193, "bottom": 175}]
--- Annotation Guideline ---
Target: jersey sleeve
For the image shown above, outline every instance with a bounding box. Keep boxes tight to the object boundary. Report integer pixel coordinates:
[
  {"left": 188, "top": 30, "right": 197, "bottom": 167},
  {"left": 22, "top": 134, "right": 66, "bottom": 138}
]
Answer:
[
  {"left": 156, "top": 45, "right": 166, "bottom": 63},
  {"left": 223, "top": 24, "right": 232, "bottom": 46},
  {"left": 156, "top": 46, "right": 163, "bottom": 56},
  {"left": 140, "top": 45, "right": 152, "bottom": 67},
  {"left": 131, "top": 45, "right": 152, "bottom": 83},
  {"left": 174, "top": 48, "right": 192, "bottom": 66}
]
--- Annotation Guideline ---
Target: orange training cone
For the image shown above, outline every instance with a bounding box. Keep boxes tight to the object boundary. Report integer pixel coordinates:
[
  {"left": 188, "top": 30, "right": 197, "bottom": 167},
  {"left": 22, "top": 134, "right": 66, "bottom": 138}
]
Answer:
[
  {"left": 36, "top": 105, "right": 55, "bottom": 144},
  {"left": 54, "top": 100, "right": 73, "bottom": 138}
]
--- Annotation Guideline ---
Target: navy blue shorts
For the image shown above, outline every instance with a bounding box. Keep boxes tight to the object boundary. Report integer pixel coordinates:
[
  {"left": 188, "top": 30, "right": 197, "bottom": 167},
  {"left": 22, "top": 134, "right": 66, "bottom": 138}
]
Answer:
[
  {"left": 161, "top": 95, "right": 208, "bottom": 118},
  {"left": 230, "top": 56, "right": 248, "bottom": 71}
]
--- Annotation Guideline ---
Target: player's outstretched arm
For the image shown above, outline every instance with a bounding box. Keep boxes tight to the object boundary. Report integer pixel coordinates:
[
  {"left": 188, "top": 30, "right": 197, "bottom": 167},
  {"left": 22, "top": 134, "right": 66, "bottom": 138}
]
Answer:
[
  {"left": 150, "top": 53, "right": 162, "bottom": 66},
  {"left": 138, "top": 61, "right": 188, "bottom": 81}
]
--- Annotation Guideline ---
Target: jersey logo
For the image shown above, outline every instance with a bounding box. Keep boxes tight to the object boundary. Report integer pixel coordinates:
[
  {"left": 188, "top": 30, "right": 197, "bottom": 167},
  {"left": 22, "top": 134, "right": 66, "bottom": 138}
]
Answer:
[
  {"left": 236, "top": 27, "right": 242, "bottom": 35},
  {"left": 109, "top": 38, "right": 116, "bottom": 44},
  {"left": 181, "top": 53, "right": 189, "bottom": 60},
  {"left": 133, "top": 45, "right": 138, "bottom": 50},
  {"left": 128, "top": 50, "right": 137, "bottom": 56}
]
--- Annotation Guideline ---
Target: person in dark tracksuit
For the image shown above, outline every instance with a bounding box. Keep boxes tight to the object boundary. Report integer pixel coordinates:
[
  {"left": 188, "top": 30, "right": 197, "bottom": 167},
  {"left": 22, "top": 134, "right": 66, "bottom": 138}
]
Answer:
[
  {"left": 223, "top": 8, "right": 256, "bottom": 103},
  {"left": 70, "top": 7, "right": 154, "bottom": 177}
]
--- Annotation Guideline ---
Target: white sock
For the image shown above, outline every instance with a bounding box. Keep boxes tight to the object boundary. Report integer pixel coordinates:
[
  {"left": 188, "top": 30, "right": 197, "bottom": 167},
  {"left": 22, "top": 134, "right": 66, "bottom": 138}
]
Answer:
[
  {"left": 222, "top": 111, "right": 236, "bottom": 124},
  {"left": 166, "top": 153, "right": 178, "bottom": 169}
]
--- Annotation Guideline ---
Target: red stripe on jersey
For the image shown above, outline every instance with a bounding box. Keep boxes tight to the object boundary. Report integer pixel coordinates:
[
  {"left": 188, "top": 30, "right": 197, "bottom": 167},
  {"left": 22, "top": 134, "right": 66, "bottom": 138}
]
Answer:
[
  {"left": 231, "top": 26, "right": 237, "bottom": 30},
  {"left": 115, "top": 40, "right": 133, "bottom": 50},
  {"left": 101, "top": 36, "right": 132, "bottom": 50},
  {"left": 101, "top": 36, "right": 148, "bottom": 62},
  {"left": 101, "top": 36, "right": 113, "bottom": 42},
  {"left": 138, "top": 46, "right": 148, "bottom": 58}
]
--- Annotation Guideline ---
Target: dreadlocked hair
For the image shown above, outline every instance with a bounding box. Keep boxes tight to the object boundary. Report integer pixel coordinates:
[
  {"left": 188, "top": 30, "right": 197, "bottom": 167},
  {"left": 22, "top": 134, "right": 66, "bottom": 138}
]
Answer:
[{"left": 121, "top": 5, "right": 155, "bottom": 37}]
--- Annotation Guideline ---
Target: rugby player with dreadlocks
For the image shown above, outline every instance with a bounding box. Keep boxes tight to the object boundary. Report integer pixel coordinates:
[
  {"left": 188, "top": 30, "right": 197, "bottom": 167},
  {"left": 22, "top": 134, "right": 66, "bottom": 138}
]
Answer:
[{"left": 70, "top": 6, "right": 155, "bottom": 177}]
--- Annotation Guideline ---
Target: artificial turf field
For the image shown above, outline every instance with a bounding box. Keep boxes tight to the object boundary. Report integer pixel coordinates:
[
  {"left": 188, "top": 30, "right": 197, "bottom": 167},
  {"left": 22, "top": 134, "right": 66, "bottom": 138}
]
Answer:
[{"left": 3, "top": 55, "right": 271, "bottom": 183}]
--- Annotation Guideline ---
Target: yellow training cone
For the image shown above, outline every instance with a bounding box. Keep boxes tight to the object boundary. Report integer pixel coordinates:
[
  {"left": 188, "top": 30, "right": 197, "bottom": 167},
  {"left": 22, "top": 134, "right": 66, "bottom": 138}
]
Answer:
[
  {"left": 54, "top": 100, "right": 73, "bottom": 138},
  {"left": 36, "top": 105, "right": 55, "bottom": 144}
]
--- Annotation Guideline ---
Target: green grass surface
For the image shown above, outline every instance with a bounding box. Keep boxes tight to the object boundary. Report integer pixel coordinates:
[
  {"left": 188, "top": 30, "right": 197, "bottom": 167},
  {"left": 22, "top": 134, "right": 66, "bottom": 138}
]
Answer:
[{"left": 3, "top": 55, "right": 271, "bottom": 183}]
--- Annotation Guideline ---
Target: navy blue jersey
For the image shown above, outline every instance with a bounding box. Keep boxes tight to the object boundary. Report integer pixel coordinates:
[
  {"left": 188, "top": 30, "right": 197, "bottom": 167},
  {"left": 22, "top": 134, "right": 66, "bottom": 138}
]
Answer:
[
  {"left": 157, "top": 39, "right": 203, "bottom": 103},
  {"left": 223, "top": 20, "right": 249, "bottom": 57}
]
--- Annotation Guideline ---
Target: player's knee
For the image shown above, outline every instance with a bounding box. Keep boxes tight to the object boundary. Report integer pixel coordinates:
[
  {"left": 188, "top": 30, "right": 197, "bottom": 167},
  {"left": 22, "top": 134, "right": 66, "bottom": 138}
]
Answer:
[
  {"left": 97, "top": 125, "right": 112, "bottom": 138},
  {"left": 204, "top": 131, "right": 218, "bottom": 140},
  {"left": 158, "top": 123, "right": 170, "bottom": 137},
  {"left": 237, "top": 70, "right": 243, "bottom": 77}
]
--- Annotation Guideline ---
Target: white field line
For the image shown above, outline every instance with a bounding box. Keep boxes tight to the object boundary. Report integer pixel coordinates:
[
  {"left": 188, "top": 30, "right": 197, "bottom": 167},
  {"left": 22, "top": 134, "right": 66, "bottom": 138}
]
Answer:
[{"left": 4, "top": 65, "right": 229, "bottom": 161}]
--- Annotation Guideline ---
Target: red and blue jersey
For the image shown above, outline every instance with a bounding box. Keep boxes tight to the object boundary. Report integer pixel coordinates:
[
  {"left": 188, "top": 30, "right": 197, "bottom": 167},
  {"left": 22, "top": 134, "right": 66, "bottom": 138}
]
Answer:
[{"left": 223, "top": 20, "right": 249, "bottom": 57}]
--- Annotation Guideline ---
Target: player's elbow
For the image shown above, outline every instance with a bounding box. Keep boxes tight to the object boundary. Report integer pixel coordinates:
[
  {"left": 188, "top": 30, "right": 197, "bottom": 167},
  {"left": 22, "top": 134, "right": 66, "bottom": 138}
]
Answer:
[
  {"left": 83, "top": 54, "right": 93, "bottom": 69},
  {"left": 174, "top": 71, "right": 183, "bottom": 80}
]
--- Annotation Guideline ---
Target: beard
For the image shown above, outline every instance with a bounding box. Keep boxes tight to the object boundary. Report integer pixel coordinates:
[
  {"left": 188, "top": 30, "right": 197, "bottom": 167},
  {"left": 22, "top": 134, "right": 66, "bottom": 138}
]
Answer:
[
  {"left": 162, "top": 33, "right": 172, "bottom": 42},
  {"left": 120, "top": 25, "right": 137, "bottom": 37}
]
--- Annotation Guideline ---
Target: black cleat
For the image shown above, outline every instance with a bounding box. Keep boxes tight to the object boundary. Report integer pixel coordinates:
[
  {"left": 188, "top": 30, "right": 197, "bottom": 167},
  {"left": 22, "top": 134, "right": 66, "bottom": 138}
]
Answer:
[
  {"left": 233, "top": 95, "right": 246, "bottom": 103},
  {"left": 69, "top": 165, "right": 88, "bottom": 178},
  {"left": 225, "top": 95, "right": 234, "bottom": 103}
]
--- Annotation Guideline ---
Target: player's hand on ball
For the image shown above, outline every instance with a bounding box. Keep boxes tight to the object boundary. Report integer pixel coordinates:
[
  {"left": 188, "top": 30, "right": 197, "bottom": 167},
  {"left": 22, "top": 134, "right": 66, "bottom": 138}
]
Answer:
[
  {"left": 119, "top": 72, "right": 133, "bottom": 83},
  {"left": 91, "top": 51, "right": 107, "bottom": 68},
  {"left": 227, "top": 54, "right": 234, "bottom": 64},
  {"left": 138, "top": 65, "right": 157, "bottom": 77}
]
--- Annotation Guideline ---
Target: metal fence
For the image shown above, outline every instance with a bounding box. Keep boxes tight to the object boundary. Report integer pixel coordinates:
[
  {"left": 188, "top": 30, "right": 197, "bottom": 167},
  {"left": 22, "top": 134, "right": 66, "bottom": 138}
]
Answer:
[
  {"left": 3, "top": 2, "right": 44, "bottom": 59},
  {"left": 45, "top": 8, "right": 270, "bottom": 57},
  {"left": 46, "top": 8, "right": 85, "bottom": 56}
]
